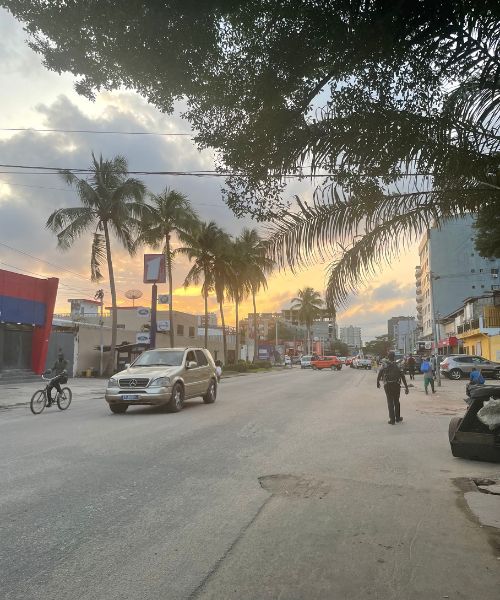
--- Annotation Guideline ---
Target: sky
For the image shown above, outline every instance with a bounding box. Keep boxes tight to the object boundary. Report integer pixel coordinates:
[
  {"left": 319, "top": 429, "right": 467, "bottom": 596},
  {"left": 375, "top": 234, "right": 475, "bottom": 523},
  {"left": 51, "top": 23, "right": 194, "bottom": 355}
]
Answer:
[{"left": 0, "top": 8, "right": 420, "bottom": 341}]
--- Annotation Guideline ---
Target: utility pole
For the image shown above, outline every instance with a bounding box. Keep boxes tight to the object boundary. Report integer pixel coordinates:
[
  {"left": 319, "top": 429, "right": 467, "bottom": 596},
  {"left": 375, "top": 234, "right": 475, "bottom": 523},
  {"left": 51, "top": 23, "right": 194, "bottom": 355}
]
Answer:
[
  {"left": 94, "top": 289, "right": 104, "bottom": 377},
  {"left": 429, "top": 272, "right": 442, "bottom": 387}
]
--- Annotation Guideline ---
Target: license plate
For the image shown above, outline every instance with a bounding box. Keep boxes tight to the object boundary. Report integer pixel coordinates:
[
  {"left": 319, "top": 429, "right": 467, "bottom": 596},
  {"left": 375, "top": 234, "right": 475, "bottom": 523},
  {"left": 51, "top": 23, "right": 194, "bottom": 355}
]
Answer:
[{"left": 122, "top": 394, "right": 139, "bottom": 401}]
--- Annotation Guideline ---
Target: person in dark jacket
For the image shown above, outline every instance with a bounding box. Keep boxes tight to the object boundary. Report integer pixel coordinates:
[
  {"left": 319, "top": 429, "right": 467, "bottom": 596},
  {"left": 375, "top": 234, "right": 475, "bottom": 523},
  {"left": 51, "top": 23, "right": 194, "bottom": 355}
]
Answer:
[
  {"left": 377, "top": 351, "right": 409, "bottom": 425},
  {"left": 47, "top": 351, "right": 68, "bottom": 405},
  {"left": 406, "top": 354, "right": 416, "bottom": 380}
]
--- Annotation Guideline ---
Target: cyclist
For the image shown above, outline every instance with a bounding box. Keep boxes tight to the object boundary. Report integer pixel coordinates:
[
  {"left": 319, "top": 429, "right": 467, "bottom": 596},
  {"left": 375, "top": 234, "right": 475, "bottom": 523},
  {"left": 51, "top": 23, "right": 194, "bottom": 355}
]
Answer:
[{"left": 47, "top": 351, "right": 68, "bottom": 406}]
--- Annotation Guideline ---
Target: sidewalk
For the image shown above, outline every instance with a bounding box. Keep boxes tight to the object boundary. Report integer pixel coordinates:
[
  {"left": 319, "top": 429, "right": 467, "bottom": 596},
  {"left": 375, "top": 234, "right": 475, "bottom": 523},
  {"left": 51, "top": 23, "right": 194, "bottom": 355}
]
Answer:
[{"left": 406, "top": 374, "right": 467, "bottom": 417}]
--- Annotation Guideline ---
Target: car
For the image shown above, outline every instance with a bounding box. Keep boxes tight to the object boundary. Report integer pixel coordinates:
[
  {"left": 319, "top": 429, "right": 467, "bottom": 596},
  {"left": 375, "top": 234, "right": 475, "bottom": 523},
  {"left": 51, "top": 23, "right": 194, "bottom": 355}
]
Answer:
[
  {"left": 353, "top": 357, "right": 371, "bottom": 369},
  {"left": 440, "top": 355, "right": 500, "bottom": 381},
  {"left": 291, "top": 355, "right": 302, "bottom": 365},
  {"left": 300, "top": 355, "right": 313, "bottom": 369},
  {"left": 337, "top": 356, "right": 347, "bottom": 364},
  {"left": 311, "top": 356, "right": 342, "bottom": 370},
  {"left": 105, "top": 347, "right": 218, "bottom": 414}
]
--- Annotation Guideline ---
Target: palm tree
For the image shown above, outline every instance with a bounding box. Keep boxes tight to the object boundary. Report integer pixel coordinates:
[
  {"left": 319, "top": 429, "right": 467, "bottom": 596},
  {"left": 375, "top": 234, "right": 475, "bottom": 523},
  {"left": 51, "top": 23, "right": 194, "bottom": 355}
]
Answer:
[
  {"left": 291, "top": 287, "right": 324, "bottom": 354},
  {"left": 238, "top": 229, "right": 274, "bottom": 362},
  {"left": 138, "top": 187, "right": 199, "bottom": 347},
  {"left": 211, "top": 232, "right": 234, "bottom": 365},
  {"left": 227, "top": 237, "right": 251, "bottom": 364},
  {"left": 47, "top": 153, "right": 146, "bottom": 374},
  {"left": 178, "top": 221, "right": 224, "bottom": 350}
]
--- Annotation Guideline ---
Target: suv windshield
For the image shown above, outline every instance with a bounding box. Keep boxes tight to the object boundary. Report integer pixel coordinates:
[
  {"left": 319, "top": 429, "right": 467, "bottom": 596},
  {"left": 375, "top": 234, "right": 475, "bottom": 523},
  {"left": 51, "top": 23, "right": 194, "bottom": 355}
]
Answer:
[{"left": 132, "top": 350, "right": 184, "bottom": 367}]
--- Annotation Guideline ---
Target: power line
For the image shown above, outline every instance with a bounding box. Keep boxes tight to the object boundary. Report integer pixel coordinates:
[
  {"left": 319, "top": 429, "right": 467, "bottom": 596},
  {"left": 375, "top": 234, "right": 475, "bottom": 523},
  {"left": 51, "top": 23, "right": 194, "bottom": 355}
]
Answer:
[{"left": 0, "top": 127, "right": 192, "bottom": 136}]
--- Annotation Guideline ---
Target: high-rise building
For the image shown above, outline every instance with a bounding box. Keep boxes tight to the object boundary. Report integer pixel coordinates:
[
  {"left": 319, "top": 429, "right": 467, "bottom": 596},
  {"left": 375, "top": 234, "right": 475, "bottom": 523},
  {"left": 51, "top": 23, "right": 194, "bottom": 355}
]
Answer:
[
  {"left": 339, "top": 325, "right": 362, "bottom": 352},
  {"left": 415, "top": 266, "right": 423, "bottom": 330},
  {"left": 389, "top": 317, "right": 417, "bottom": 353},
  {"left": 418, "top": 215, "right": 500, "bottom": 338}
]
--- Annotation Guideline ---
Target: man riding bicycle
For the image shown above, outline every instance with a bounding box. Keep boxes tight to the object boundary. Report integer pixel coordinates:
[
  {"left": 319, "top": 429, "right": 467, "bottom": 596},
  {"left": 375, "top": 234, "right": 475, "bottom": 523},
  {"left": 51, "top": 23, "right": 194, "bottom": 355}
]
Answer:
[{"left": 47, "top": 351, "right": 68, "bottom": 406}]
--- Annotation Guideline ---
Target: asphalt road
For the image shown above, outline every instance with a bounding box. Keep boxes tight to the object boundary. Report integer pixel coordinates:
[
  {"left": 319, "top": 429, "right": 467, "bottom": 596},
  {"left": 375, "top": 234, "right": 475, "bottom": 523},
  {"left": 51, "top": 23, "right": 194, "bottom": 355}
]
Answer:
[{"left": 1, "top": 368, "right": 499, "bottom": 600}]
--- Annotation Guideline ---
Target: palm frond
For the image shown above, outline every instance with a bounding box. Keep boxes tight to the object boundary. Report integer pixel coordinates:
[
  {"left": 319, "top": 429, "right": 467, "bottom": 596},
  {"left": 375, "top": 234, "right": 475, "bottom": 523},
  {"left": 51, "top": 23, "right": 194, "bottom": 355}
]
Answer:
[{"left": 47, "top": 207, "right": 96, "bottom": 249}]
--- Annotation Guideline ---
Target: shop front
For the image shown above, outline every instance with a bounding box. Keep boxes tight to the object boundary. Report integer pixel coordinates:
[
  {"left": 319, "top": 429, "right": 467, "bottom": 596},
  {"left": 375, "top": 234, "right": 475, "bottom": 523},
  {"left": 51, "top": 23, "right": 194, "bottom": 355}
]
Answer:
[{"left": 0, "top": 269, "right": 58, "bottom": 374}]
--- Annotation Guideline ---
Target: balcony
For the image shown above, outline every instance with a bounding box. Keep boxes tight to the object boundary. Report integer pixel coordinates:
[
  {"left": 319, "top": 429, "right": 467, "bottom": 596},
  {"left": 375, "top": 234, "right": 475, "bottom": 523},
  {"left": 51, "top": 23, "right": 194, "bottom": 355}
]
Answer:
[{"left": 457, "top": 316, "right": 500, "bottom": 337}]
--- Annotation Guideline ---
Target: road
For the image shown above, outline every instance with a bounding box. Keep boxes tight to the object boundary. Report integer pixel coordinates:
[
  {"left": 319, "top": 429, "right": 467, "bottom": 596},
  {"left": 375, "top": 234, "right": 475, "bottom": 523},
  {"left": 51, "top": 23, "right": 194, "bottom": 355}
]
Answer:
[{"left": 1, "top": 368, "right": 499, "bottom": 599}]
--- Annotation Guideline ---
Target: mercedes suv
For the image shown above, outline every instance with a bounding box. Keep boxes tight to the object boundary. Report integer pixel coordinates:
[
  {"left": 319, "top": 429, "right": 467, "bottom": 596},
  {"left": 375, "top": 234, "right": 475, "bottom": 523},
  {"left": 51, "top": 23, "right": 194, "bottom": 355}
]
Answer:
[
  {"left": 440, "top": 354, "right": 500, "bottom": 380},
  {"left": 105, "top": 347, "right": 218, "bottom": 414}
]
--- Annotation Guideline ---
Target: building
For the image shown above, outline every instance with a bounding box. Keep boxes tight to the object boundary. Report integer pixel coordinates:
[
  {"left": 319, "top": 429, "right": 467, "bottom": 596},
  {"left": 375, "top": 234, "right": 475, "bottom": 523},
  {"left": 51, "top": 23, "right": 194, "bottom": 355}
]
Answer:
[
  {"left": 440, "top": 292, "right": 500, "bottom": 360},
  {"left": 388, "top": 316, "right": 417, "bottom": 353},
  {"left": 339, "top": 325, "right": 362, "bottom": 353},
  {"left": 415, "top": 266, "right": 423, "bottom": 331},
  {"left": 0, "top": 268, "right": 58, "bottom": 375},
  {"left": 197, "top": 313, "right": 217, "bottom": 327},
  {"left": 69, "top": 298, "right": 101, "bottom": 319},
  {"left": 418, "top": 215, "right": 500, "bottom": 339}
]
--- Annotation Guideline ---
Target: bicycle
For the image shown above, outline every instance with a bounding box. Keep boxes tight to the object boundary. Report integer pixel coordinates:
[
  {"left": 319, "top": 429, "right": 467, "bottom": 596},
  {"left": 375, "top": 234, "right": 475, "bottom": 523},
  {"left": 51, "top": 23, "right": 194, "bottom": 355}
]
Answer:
[{"left": 30, "top": 371, "right": 72, "bottom": 415}]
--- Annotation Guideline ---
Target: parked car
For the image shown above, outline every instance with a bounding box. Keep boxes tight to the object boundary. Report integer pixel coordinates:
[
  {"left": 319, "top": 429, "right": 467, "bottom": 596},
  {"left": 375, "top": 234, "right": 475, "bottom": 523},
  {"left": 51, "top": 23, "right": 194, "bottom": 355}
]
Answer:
[
  {"left": 337, "top": 356, "right": 347, "bottom": 365},
  {"left": 440, "top": 355, "right": 500, "bottom": 380},
  {"left": 291, "top": 355, "right": 302, "bottom": 365},
  {"left": 300, "top": 355, "right": 313, "bottom": 369},
  {"left": 105, "top": 347, "right": 217, "bottom": 414},
  {"left": 311, "top": 355, "right": 342, "bottom": 370}
]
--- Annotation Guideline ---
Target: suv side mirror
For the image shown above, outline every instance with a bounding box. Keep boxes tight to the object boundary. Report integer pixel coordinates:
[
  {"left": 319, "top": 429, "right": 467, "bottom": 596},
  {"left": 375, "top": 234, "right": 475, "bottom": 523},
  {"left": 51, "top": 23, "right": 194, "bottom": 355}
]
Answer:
[{"left": 187, "top": 360, "right": 197, "bottom": 369}]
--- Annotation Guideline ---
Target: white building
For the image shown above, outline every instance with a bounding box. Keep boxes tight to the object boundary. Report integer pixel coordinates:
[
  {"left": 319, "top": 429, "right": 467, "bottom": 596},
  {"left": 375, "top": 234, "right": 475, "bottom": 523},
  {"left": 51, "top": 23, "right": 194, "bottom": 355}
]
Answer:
[
  {"left": 197, "top": 313, "right": 218, "bottom": 327},
  {"left": 392, "top": 318, "right": 417, "bottom": 353},
  {"left": 339, "top": 325, "right": 362, "bottom": 351},
  {"left": 418, "top": 215, "right": 500, "bottom": 338}
]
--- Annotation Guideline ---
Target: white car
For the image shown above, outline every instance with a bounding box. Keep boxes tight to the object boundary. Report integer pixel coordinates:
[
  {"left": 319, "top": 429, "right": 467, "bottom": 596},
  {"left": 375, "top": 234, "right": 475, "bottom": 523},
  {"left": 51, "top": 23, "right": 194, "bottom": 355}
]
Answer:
[{"left": 300, "top": 355, "right": 313, "bottom": 369}]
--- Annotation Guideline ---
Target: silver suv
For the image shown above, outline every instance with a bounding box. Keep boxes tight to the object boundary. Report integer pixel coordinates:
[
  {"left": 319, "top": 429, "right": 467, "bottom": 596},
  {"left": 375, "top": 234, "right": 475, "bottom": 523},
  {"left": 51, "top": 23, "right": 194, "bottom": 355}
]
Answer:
[
  {"left": 440, "top": 354, "right": 500, "bottom": 380},
  {"left": 105, "top": 347, "right": 217, "bottom": 414}
]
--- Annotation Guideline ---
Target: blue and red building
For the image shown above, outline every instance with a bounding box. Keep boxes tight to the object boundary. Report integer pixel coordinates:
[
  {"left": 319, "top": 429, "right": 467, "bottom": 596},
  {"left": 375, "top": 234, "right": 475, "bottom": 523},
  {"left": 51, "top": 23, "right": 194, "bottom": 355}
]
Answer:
[{"left": 0, "top": 269, "right": 59, "bottom": 374}]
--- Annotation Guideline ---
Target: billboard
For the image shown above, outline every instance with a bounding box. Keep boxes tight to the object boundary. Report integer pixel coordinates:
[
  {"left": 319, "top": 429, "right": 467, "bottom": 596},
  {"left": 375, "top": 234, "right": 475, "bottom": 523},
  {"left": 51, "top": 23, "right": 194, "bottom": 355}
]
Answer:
[{"left": 143, "top": 254, "right": 166, "bottom": 283}]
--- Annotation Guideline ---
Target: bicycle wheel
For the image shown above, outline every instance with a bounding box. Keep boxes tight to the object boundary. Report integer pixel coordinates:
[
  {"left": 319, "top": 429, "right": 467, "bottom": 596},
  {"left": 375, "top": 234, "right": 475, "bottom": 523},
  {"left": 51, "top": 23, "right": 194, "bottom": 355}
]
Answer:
[
  {"left": 30, "top": 390, "right": 47, "bottom": 414},
  {"left": 57, "top": 387, "right": 72, "bottom": 410}
]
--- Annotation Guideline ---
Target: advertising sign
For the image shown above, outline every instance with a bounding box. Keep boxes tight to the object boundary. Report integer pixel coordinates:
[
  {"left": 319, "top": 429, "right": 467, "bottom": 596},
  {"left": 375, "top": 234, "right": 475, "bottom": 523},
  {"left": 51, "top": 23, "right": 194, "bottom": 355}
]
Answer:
[
  {"left": 157, "top": 320, "right": 170, "bottom": 332},
  {"left": 136, "top": 332, "right": 151, "bottom": 344},
  {"left": 143, "top": 254, "right": 166, "bottom": 284},
  {"left": 158, "top": 294, "right": 170, "bottom": 304},
  {"left": 136, "top": 307, "right": 150, "bottom": 318}
]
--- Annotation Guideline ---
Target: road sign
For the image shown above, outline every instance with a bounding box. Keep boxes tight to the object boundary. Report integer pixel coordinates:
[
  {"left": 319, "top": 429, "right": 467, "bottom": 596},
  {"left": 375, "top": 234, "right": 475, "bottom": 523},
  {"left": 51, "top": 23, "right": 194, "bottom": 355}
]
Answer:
[{"left": 143, "top": 254, "right": 166, "bottom": 283}]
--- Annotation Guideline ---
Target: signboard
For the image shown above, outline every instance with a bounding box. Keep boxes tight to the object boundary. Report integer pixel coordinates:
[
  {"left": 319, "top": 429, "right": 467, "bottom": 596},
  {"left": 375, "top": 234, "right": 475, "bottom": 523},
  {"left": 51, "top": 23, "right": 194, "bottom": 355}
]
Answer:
[
  {"left": 417, "top": 340, "right": 433, "bottom": 353},
  {"left": 143, "top": 254, "right": 166, "bottom": 283},
  {"left": 136, "top": 332, "right": 151, "bottom": 344},
  {"left": 158, "top": 294, "right": 170, "bottom": 304},
  {"left": 157, "top": 320, "right": 170, "bottom": 332},
  {"left": 137, "top": 307, "right": 150, "bottom": 318}
]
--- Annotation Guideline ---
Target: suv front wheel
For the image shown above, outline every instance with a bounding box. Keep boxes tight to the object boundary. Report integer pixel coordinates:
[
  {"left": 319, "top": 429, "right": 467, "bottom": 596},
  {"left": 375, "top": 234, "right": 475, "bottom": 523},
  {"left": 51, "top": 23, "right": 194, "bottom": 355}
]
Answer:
[
  {"left": 449, "top": 368, "right": 463, "bottom": 380},
  {"left": 167, "top": 382, "right": 185, "bottom": 412}
]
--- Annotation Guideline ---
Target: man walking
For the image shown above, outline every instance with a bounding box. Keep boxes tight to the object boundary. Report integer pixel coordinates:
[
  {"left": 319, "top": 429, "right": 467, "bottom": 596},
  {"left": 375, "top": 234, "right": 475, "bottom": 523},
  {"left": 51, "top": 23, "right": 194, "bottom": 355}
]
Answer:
[
  {"left": 377, "top": 351, "right": 409, "bottom": 425},
  {"left": 407, "top": 354, "right": 416, "bottom": 380}
]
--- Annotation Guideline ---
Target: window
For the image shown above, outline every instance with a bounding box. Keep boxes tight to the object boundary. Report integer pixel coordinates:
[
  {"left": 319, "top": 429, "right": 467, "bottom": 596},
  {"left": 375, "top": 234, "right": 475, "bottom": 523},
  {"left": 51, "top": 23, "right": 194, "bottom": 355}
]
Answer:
[
  {"left": 189, "top": 326, "right": 195, "bottom": 337},
  {"left": 457, "top": 356, "right": 473, "bottom": 363},
  {"left": 195, "top": 350, "right": 208, "bottom": 366},
  {"left": 472, "top": 285, "right": 475, "bottom": 289},
  {"left": 492, "top": 268, "right": 499, "bottom": 275},
  {"left": 471, "top": 269, "right": 475, "bottom": 273},
  {"left": 479, "top": 268, "right": 484, "bottom": 273},
  {"left": 177, "top": 324, "right": 184, "bottom": 336},
  {"left": 186, "top": 350, "right": 197, "bottom": 364}
]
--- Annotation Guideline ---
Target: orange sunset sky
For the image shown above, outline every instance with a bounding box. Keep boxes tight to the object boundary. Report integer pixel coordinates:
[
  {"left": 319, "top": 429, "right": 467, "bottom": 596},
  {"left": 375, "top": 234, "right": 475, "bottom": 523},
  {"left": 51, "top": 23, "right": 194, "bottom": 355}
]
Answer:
[{"left": 0, "top": 9, "right": 419, "bottom": 340}]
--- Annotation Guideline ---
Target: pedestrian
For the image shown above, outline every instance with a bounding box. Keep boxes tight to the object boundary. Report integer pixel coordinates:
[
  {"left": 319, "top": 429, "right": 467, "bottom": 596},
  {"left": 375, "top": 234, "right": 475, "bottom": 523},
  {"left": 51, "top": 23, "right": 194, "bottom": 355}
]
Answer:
[
  {"left": 407, "top": 354, "right": 416, "bottom": 380},
  {"left": 469, "top": 366, "right": 485, "bottom": 385},
  {"left": 420, "top": 357, "right": 435, "bottom": 394},
  {"left": 47, "top": 350, "right": 68, "bottom": 405},
  {"left": 377, "top": 351, "right": 409, "bottom": 425},
  {"left": 214, "top": 359, "right": 222, "bottom": 383}
]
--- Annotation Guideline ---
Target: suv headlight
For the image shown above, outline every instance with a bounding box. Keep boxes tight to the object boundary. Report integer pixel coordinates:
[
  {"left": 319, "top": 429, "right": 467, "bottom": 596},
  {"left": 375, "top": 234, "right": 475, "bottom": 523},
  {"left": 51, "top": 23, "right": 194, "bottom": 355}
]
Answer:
[
  {"left": 107, "top": 377, "right": 118, "bottom": 387},
  {"left": 149, "top": 376, "right": 170, "bottom": 387}
]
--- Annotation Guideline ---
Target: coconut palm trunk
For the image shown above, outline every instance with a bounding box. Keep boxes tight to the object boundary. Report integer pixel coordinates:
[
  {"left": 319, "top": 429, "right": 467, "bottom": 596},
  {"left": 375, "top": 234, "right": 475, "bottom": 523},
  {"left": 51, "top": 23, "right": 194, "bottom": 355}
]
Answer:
[
  {"left": 219, "top": 300, "right": 227, "bottom": 365},
  {"left": 103, "top": 221, "right": 117, "bottom": 375},
  {"left": 235, "top": 298, "right": 240, "bottom": 363},
  {"left": 204, "top": 273, "right": 209, "bottom": 349},
  {"left": 252, "top": 290, "right": 258, "bottom": 363},
  {"left": 165, "top": 233, "right": 175, "bottom": 347}
]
